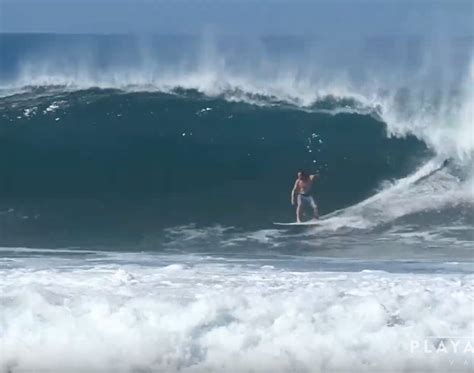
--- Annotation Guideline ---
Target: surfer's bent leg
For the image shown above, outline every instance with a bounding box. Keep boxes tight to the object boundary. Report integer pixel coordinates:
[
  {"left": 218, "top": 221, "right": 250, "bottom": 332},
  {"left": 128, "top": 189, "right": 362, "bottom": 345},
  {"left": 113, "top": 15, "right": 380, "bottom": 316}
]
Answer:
[
  {"left": 310, "top": 197, "right": 319, "bottom": 219},
  {"left": 296, "top": 194, "right": 303, "bottom": 223}
]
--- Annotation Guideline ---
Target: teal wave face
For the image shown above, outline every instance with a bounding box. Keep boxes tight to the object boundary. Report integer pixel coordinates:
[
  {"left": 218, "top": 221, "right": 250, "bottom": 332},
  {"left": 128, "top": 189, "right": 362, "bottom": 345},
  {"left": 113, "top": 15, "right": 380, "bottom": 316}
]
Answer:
[{"left": 0, "top": 89, "right": 430, "bottom": 246}]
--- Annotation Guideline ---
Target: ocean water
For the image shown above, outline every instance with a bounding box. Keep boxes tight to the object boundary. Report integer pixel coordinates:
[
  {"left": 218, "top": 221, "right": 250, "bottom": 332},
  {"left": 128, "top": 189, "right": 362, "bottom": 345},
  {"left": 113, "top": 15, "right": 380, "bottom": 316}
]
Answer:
[{"left": 0, "top": 34, "right": 473, "bottom": 372}]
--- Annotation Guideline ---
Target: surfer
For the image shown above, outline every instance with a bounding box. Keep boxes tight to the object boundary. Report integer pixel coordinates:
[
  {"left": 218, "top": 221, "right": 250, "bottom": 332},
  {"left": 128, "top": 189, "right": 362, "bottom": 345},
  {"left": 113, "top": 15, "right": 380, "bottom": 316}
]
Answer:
[{"left": 291, "top": 171, "right": 319, "bottom": 223}]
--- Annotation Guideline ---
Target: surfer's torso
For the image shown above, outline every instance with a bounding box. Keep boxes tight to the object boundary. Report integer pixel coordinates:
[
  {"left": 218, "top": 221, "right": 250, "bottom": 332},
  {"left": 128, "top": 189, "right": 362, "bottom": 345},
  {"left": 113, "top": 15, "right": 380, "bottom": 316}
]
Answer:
[{"left": 296, "top": 178, "right": 314, "bottom": 195}]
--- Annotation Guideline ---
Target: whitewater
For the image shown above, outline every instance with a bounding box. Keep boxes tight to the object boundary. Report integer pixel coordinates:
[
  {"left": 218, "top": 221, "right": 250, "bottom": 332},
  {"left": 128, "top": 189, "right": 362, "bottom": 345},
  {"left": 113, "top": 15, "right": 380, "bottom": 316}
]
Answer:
[
  {"left": 2, "top": 249, "right": 473, "bottom": 372},
  {"left": 0, "top": 33, "right": 473, "bottom": 372}
]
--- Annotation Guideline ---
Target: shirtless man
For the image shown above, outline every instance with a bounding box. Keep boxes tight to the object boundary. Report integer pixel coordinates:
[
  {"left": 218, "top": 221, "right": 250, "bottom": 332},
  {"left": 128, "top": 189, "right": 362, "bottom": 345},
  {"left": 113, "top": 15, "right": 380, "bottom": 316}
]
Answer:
[{"left": 291, "top": 171, "right": 319, "bottom": 223}]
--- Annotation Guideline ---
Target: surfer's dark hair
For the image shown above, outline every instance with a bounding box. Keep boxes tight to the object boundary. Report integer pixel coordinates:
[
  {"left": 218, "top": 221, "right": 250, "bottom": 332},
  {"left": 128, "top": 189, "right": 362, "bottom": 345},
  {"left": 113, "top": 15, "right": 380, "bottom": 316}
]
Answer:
[{"left": 298, "top": 170, "right": 308, "bottom": 178}]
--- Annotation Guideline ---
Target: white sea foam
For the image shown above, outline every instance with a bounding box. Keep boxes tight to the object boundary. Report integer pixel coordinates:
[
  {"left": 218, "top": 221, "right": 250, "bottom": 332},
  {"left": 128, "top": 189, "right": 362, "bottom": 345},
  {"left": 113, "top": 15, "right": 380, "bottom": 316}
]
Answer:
[
  {"left": 22, "top": 107, "right": 37, "bottom": 118},
  {"left": 311, "top": 157, "right": 473, "bottom": 232},
  {"left": 1, "top": 263, "right": 473, "bottom": 372},
  {"left": 42, "top": 100, "right": 66, "bottom": 114}
]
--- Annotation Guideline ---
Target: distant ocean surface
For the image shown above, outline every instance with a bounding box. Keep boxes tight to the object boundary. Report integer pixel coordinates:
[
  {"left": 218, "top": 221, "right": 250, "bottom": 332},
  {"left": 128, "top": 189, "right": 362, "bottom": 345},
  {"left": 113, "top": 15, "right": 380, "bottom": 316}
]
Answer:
[{"left": 1, "top": 33, "right": 473, "bottom": 372}]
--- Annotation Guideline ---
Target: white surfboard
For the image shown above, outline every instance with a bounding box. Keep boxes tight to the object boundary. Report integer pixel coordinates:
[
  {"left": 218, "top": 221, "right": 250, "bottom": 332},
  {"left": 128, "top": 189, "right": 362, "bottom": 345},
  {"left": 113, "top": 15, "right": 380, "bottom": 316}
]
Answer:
[{"left": 273, "top": 219, "right": 320, "bottom": 226}]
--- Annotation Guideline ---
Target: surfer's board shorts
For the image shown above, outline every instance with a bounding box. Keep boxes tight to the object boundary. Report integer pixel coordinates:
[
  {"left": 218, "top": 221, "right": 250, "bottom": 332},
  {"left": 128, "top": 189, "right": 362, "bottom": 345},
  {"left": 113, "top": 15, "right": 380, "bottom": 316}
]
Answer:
[{"left": 297, "top": 194, "right": 317, "bottom": 209}]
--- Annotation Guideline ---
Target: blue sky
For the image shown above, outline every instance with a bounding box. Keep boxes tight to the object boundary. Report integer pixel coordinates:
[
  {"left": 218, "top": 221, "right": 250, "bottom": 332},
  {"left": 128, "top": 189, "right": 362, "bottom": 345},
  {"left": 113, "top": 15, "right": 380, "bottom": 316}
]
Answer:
[{"left": 0, "top": 0, "right": 472, "bottom": 35}]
